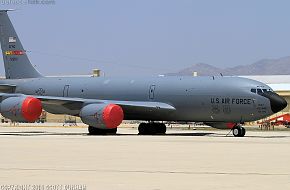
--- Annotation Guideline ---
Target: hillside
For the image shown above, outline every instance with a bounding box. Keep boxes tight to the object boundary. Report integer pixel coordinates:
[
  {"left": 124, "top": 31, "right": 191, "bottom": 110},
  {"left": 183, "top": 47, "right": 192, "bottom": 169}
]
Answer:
[{"left": 166, "top": 56, "right": 290, "bottom": 76}]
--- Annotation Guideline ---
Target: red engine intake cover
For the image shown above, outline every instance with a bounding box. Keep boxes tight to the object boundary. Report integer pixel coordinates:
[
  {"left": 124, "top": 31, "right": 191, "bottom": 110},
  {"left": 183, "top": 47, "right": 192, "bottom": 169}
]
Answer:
[
  {"left": 21, "top": 96, "right": 43, "bottom": 122},
  {"left": 102, "top": 104, "right": 124, "bottom": 129}
]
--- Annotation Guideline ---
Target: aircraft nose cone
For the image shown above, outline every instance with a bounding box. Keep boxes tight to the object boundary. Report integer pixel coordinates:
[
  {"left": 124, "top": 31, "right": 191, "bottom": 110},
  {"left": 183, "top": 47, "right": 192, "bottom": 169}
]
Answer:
[{"left": 265, "top": 92, "right": 287, "bottom": 113}]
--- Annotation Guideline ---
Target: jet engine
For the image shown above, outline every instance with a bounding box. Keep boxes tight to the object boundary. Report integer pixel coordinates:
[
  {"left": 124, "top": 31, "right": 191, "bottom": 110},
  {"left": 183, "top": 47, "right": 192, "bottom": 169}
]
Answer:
[
  {"left": 80, "top": 103, "right": 124, "bottom": 129},
  {"left": 0, "top": 96, "right": 42, "bottom": 122}
]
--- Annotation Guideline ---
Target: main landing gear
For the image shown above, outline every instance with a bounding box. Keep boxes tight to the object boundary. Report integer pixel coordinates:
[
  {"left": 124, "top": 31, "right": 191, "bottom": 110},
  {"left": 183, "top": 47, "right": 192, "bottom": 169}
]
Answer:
[
  {"left": 138, "top": 123, "right": 167, "bottom": 135},
  {"left": 232, "top": 125, "right": 246, "bottom": 137},
  {"left": 88, "top": 126, "right": 117, "bottom": 135}
]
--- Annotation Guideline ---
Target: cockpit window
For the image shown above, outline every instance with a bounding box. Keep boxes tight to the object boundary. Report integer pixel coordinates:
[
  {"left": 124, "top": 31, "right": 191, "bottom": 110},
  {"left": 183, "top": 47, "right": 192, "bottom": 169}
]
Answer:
[
  {"left": 251, "top": 88, "right": 273, "bottom": 94},
  {"left": 257, "top": 89, "right": 263, "bottom": 94}
]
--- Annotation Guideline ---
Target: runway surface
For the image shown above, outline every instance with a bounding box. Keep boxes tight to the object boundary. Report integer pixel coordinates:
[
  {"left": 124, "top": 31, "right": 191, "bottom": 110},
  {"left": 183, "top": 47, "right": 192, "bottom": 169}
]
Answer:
[{"left": 0, "top": 126, "right": 289, "bottom": 190}]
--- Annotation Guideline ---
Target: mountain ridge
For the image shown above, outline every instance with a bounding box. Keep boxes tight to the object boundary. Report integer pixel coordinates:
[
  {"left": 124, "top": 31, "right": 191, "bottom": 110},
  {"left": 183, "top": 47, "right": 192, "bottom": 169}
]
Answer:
[{"left": 166, "top": 56, "right": 290, "bottom": 76}]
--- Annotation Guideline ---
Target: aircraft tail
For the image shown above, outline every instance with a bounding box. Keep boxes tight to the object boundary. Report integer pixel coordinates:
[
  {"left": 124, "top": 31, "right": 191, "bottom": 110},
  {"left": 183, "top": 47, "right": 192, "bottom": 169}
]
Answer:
[{"left": 0, "top": 10, "right": 43, "bottom": 79}]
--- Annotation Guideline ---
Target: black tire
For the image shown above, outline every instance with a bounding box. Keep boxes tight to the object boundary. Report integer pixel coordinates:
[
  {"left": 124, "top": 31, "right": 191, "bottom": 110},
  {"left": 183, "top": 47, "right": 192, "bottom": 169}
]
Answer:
[
  {"left": 138, "top": 123, "right": 147, "bottom": 135},
  {"left": 233, "top": 127, "right": 240, "bottom": 137},
  {"left": 138, "top": 123, "right": 166, "bottom": 135},
  {"left": 138, "top": 123, "right": 156, "bottom": 135},
  {"left": 240, "top": 127, "right": 246, "bottom": 137},
  {"left": 147, "top": 123, "right": 156, "bottom": 135},
  {"left": 232, "top": 126, "right": 245, "bottom": 137},
  {"left": 88, "top": 126, "right": 117, "bottom": 135},
  {"left": 155, "top": 123, "right": 166, "bottom": 134}
]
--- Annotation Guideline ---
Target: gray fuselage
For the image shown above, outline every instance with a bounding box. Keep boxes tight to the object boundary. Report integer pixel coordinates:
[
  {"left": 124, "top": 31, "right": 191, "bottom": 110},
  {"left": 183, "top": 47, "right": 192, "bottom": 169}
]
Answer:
[{"left": 1, "top": 76, "right": 275, "bottom": 123}]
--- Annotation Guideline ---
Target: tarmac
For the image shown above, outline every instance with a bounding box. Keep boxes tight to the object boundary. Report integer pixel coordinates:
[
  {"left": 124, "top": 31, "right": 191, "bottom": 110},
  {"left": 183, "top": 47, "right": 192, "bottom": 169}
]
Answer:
[{"left": 0, "top": 125, "right": 289, "bottom": 190}]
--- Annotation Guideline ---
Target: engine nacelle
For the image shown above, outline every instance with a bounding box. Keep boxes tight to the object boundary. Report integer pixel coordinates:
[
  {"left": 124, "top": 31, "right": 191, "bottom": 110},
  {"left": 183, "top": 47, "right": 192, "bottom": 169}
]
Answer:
[
  {"left": 80, "top": 103, "right": 124, "bottom": 129},
  {"left": 0, "top": 96, "right": 42, "bottom": 122}
]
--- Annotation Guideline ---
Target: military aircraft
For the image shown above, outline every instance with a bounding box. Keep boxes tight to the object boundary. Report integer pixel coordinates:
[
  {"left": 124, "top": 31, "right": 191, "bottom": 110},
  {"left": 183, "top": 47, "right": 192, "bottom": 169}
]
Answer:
[{"left": 0, "top": 10, "right": 287, "bottom": 137}]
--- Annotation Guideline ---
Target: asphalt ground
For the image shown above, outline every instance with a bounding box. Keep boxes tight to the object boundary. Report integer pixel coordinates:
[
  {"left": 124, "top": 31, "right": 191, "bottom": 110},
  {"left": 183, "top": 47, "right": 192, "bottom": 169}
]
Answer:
[{"left": 0, "top": 125, "right": 289, "bottom": 190}]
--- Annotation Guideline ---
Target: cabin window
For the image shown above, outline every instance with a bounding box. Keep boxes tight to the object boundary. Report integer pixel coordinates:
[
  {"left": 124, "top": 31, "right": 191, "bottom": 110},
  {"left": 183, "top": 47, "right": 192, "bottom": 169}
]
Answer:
[{"left": 251, "top": 89, "right": 256, "bottom": 93}]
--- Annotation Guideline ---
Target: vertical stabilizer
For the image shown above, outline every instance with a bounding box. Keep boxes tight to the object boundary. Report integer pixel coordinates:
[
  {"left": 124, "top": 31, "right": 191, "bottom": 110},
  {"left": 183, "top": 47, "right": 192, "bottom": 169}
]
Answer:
[{"left": 0, "top": 10, "right": 42, "bottom": 79}]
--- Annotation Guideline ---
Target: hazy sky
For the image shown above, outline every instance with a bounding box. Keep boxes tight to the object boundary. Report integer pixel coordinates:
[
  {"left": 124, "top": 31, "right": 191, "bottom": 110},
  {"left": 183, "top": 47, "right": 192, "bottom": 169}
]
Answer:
[{"left": 1, "top": 0, "right": 290, "bottom": 76}]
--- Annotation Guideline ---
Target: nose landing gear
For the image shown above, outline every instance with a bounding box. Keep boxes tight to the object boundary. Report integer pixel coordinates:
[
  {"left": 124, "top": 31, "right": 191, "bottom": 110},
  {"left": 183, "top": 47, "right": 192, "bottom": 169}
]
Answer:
[{"left": 232, "top": 125, "right": 246, "bottom": 137}]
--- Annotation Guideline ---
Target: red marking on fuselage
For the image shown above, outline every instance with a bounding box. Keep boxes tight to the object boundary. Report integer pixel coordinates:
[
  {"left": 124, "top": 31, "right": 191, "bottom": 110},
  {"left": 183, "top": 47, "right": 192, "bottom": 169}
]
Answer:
[{"left": 226, "top": 122, "right": 236, "bottom": 129}]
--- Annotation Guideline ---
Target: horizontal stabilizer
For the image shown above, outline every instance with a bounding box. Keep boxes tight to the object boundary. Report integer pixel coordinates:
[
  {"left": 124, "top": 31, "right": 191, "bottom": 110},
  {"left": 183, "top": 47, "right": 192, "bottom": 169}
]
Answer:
[{"left": 0, "top": 10, "right": 15, "bottom": 12}]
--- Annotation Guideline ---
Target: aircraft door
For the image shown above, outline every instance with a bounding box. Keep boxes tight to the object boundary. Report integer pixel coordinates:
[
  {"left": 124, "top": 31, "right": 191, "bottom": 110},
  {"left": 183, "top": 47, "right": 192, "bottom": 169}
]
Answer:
[
  {"left": 63, "top": 85, "right": 70, "bottom": 97},
  {"left": 252, "top": 98, "right": 257, "bottom": 108},
  {"left": 149, "top": 85, "right": 156, "bottom": 100}
]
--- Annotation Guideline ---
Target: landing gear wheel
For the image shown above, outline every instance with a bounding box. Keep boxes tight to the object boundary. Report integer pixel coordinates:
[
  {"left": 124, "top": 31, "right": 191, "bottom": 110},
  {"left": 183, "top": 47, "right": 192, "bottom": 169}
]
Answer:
[
  {"left": 138, "top": 123, "right": 148, "bottom": 135},
  {"left": 138, "top": 123, "right": 167, "bottom": 135},
  {"left": 241, "top": 127, "right": 246, "bottom": 137},
  {"left": 138, "top": 123, "right": 155, "bottom": 135},
  {"left": 155, "top": 123, "right": 166, "bottom": 134},
  {"left": 232, "top": 126, "right": 246, "bottom": 137},
  {"left": 88, "top": 126, "right": 117, "bottom": 135},
  {"left": 147, "top": 124, "right": 156, "bottom": 135}
]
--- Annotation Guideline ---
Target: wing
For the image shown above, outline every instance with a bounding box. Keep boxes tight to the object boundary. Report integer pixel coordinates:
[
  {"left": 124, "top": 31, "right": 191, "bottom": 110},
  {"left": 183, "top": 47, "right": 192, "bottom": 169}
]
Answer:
[
  {"left": 0, "top": 93, "right": 176, "bottom": 119},
  {"left": 0, "top": 93, "right": 174, "bottom": 117},
  {"left": 37, "top": 95, "right": 175, "bottom": 111},
  {"left": 37, "top": 96, "right": 176, "bottom": 120}
]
